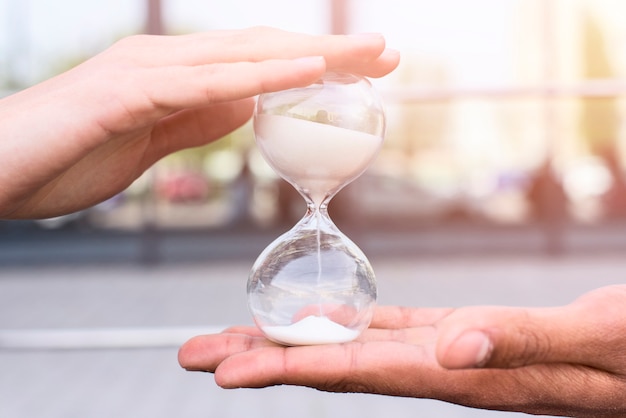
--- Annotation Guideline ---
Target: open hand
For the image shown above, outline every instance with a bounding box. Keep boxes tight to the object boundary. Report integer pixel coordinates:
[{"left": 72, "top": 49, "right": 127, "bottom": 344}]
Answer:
[
  {"left": 0, "top": 27, "right": 399, "bottom": 218},
  {"left": 179, "top": 285, "right": 626, "bottom": 417}
]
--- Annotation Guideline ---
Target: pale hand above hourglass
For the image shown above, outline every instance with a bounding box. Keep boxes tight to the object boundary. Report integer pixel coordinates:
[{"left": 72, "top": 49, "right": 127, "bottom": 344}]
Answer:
[{"left": 247, "top": 72, "right": 385, "bottom": 346}]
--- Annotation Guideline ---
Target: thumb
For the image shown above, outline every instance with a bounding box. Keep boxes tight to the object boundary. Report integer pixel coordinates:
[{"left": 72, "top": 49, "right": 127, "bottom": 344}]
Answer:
[{"left": 434, "top": 305, "right": 585, "bottom": 370}]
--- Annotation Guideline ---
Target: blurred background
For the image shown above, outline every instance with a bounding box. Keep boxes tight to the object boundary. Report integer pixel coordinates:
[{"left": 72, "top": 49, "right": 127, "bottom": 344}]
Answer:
[
  {"left": 3, "top": 0, "right": 626, "bottom": 253},
  {"left": 2, "top": 1, "right": 626, "bottom": 417}
]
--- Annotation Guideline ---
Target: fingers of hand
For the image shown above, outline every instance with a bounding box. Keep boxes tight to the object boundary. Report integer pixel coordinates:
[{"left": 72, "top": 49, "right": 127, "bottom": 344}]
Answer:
[
  {"left": 141, "top": 57, "right": 326, "bottom": 110},
  {"left": 220, "top": 325, "right": 266, "bottom": 337},
  {"left": 437, "top": 303, "right": 622, "bottom": 371},
  {"left": 436, "top": 306, "right": 568, "bottom": 369},
  {"left": 437, "top": 286, "right": 626, "bottom": 372},
  {"left": 188, "top": 331, "right": 626, "bottom": 416},
  {"left": 110, "top": 27, "right": 398, "bottom": 77},
  {"left": 335, "top": 47, "right": 400, "bottom": 78},
  {"left": 213, "top": 341, "right": 426, "bottom": 394},
  {"left": 85, "top": 28, "right": 398, "bottom": 136},
  {"left": 203, "top": 27, "right": 396, "bottom": 77},
  {"left": 177, "top": 332, "right": 275, "bottom": 372}
]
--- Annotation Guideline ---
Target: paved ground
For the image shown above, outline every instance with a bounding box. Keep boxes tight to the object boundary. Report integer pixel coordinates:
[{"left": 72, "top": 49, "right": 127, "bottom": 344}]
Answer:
[{"left": 2, "top": 242, "right": 625, "bottom": 418}]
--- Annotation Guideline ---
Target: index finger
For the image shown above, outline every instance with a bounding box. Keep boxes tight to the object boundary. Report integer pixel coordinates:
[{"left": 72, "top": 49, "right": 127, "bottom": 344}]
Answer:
[
  {"left": 107, "top": 27, "right": 400, "bottom": 78},
  {"left": 178, "top": 331, "right": 277, "bottom": 372}
]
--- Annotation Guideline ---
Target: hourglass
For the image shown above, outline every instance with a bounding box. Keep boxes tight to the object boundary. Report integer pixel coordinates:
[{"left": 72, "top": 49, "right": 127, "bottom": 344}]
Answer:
[{"left": 248, "top": 72, "right": 385, "bottom": 346}]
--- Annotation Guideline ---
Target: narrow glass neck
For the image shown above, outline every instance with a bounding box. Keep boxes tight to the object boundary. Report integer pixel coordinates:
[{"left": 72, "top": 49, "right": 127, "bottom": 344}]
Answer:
[
  {"left": 295, "top": 197, "right": 336, "bottom": 234},
  {"left": 306, "top": 200, "right": 329, "bottom": 216},
  {"left": 299, "top": 186, "right": 335, "bottom": 215}
]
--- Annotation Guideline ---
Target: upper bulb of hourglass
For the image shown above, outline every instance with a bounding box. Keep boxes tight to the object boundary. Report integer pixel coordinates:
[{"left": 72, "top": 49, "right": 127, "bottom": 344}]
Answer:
[{"left": 248, "top": 72, "right": 385, "bottom": 346}]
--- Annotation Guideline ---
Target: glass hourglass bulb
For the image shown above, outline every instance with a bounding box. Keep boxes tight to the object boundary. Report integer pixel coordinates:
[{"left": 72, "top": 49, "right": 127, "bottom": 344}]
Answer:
[{"left": 248, "top": 72, "right": 385, "bottom": 346}]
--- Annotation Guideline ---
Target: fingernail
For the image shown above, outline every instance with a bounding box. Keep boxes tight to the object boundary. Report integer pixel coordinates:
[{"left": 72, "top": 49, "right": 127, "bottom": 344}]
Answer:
[
  {"left": 380, "top": 48, "right": 401, "bottom": 62},
  {"left": 472, "top": 331, "right": 493, "bottom": 367},
  {"left": 382, "top": 48, "right": 401, "bottom": 57},
  {"left": 448, "top": 330, "right": 493, "bottom": 368}
]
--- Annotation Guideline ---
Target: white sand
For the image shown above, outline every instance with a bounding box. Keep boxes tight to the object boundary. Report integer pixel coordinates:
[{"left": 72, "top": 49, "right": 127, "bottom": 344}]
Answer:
[
  {"left": 254, "top": 114, "right": 376, "bottom": 346},
  {"left": 262, "top": 315, "right": 360, "bottom": 346},
  {"left": 254, "top": 114, "right": 382, "bottom": 204}
]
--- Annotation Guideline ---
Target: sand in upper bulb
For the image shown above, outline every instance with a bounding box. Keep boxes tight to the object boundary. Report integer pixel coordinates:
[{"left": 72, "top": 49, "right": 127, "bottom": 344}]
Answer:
[
  {"left": 254, "top": 114, "right": 382, "bottom": 205},
  {"left": 262, "top": 315, "right": 360, "bottom": 346}
]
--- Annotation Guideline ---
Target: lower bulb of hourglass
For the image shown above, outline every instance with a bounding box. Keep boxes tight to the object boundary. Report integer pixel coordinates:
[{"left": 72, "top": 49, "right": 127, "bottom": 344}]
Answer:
[{"left": 247, "top": 211, "right": 376, "bottom": 346}]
